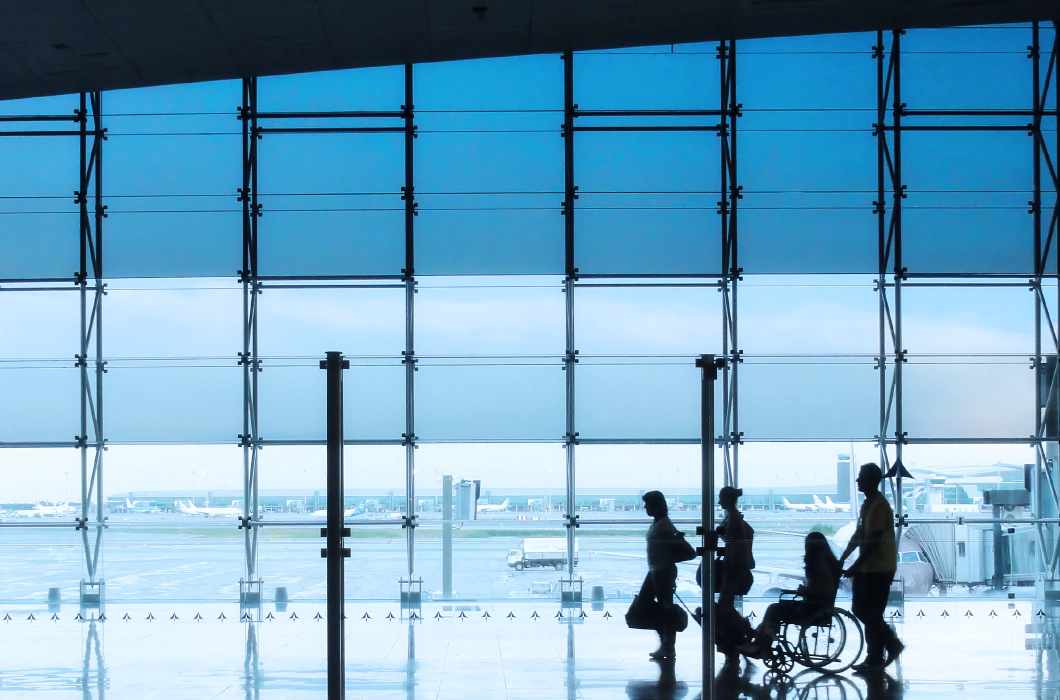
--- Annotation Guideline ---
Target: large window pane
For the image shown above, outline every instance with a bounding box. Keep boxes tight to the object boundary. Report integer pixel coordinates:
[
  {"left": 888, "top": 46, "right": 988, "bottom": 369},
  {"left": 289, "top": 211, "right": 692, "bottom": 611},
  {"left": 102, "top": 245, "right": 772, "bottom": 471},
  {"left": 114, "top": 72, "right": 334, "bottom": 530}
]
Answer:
[
  {"left": 575, "top": 284, "right": 718, "bottom": 356},
  {"left": 575, "top": 131, "right": 718, "bottom": 276},
  {"left": 416, "top": 56, "right": 563, "bottom": 275},
  {"left": 258, "top": 284, "right": 405, "bottom": 358},
  {"left": 574, "top": 46, "right": 718, "bottom": 112},
  {"left": 740, "top": 34, "right": 876, "bottom": 274},
  {"left": 740, "top": 276, "right": 877, "bottom": 355},
  {"left": 903, "top": 131, "right": 1032, "bottom": 274},
  {"left": 903, "top": 27, "right": 1031, "bottom": 110},
  {"left": 576, "top": 360, "right": 702, "bottom": 440},
  {"left": 416, "top": 361, "right": 564, "bottom": 441},
  {"left": 258, "top": 361, "right": 405, "bottom": 442},
  {"left": 903, "top": 285, "right": 1033, "bottom": 355},
  {"left": 739, "top": 358, "right": 878, "bottom": 441},
  {"left": 258, "top": 133, "right": 405, "bottom": 277},
  {"left": 416, "top": 277, "right": 564, "bottom": 356},
  {"left": 0, "top": 288, "right": 79, "bottom": 443},
  {"left": 106, "top": 363, "right": 242, "bottom": 443},
  {"left": 903, "top": 359, "right": 1034, "bottom": 439},
  {"left": 414, "top": 443, "right": 567, "bottom": 602},
  {"left": 106, "top": 81, "right": 242, "bottom": 278}
]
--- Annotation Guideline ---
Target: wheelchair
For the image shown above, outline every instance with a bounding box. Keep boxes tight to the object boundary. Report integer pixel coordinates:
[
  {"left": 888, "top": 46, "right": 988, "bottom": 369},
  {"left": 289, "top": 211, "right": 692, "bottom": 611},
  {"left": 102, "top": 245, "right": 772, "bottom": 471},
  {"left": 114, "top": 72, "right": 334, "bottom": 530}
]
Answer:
[{"left": 760, "top": 590, "right": 864, "bottom": 675}]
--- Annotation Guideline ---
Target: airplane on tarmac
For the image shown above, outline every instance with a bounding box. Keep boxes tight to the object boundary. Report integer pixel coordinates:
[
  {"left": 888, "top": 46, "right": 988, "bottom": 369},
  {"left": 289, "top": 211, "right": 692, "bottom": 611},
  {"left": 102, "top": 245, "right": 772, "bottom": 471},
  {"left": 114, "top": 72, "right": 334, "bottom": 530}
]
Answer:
[
  {"left": 174, "top": 499, "right": 242, "bottom": 518},
  {"left": 310, "top": 505, "right": 365, "bottom": 518},
  {"left": 477, "top": 498, "right": 511, "bottom": 514},
  {"left": 781, "top": 497, "right": 818, "bottom": 513},
  {"left": 13, "top": 501, "right": 76, "bottom": 518},
  {"left": 812, "top": 495, "right": 851, "bottom": 513},
  {"left": 126, "top": 498, "right": 161, "bottom": 513},
  {"left": 825, "top": 496, "right": 850, "bottom": 513}
]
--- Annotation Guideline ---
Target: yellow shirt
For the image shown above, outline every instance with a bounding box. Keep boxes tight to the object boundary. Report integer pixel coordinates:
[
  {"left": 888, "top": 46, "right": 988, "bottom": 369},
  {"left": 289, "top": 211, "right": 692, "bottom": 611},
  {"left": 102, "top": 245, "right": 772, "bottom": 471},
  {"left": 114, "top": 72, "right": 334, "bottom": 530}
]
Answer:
[{"left": 858, "top": 493, "right": 897, "bottom": 574}]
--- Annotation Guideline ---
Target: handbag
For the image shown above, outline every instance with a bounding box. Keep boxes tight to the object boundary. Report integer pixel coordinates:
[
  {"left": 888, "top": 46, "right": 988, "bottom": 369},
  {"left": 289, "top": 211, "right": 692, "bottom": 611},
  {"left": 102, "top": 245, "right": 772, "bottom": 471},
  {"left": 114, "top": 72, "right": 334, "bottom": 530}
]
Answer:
[
  {"left": 671, "top": 531, "right": 698, "bottom": 563},
  {"left": 625, "top": 594, "right": 689, "bottom": 633}
]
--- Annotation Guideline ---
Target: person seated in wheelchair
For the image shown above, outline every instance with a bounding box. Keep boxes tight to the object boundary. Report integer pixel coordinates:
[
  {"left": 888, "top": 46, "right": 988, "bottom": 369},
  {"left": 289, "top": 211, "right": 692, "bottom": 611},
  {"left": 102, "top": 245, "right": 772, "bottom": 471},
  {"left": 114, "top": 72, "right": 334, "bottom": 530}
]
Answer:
[{"left": 736, "top": 531, "right": 840, "bottom": 659}]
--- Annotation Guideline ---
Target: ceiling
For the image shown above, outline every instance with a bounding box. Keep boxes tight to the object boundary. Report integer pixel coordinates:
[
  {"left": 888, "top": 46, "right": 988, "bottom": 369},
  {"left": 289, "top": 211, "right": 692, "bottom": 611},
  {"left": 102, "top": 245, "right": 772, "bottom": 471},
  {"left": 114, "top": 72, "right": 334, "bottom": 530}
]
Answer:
[{"left": 0, "top": 0, "right": 1056, "bottom": 101}]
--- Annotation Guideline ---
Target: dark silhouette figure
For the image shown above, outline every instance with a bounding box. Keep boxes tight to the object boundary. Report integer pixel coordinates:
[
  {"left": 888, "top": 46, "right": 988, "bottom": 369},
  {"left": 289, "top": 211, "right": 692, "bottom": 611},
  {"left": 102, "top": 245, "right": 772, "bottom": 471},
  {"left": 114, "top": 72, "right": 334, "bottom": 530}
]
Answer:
[
  {"left": 840, "top": 463, "right": 903, "bottom": 671},
  {"left": 736, "top": 531, "right": 840, "bottom": 657},
  {"left": 640, "top": 490, "right": 681, "bottom": 660},
  {"left": 714, "top": 486, "right": 755, "bottom": 660}
]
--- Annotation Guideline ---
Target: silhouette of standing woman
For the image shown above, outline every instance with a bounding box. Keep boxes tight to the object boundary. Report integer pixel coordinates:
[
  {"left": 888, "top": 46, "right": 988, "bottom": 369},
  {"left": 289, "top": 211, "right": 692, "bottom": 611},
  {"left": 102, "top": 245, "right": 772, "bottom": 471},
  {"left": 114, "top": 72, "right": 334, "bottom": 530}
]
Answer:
[
  {"left": 715, "top": 486, "right": 755, "bottom": 662},
  {"left": 641, "top": 490, "right": 680, "bottom": 659}
]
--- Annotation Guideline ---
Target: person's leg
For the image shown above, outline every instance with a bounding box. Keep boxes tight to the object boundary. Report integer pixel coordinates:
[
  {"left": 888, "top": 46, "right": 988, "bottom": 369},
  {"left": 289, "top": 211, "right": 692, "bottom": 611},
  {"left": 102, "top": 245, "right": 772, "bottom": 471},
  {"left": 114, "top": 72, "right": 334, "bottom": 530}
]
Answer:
[
  {"left": 866, "top": 571, "right": 902, "bottom": 662},
  {"left": 654, "top": 566, "right": 678, "bottom": 657},
  {"left": 852, "top": 573, "right": 881, "bottom": 665},
  {"left": 640, "top": 571, "right": 667, "bottom": 658},
  {"left": 854, "top": 573, "right": 891, "bottom": 666}
]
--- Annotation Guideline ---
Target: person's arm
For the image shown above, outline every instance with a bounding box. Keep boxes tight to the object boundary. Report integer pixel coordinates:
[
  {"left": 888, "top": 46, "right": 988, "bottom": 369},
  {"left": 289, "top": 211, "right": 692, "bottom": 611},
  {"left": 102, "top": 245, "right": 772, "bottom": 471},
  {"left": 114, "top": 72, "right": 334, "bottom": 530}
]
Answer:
[
  {"left": 838, "top": 528, "right": 861, "bottom": 566},
  {"left": 843, "top": 499, "right": 889, "bottom": 575},
  {"left": 844, "top": 531, "right": 883, "bottom": 576}
]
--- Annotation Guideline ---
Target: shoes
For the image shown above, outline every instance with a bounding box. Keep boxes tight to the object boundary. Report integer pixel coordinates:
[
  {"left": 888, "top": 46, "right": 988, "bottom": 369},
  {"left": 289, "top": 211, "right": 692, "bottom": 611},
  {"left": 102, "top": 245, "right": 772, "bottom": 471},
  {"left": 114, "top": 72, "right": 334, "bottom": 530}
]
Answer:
[
  {"left": 734, "top": 641, "right": 762, "bottom": 659},
  {"left": 884, "top": 640, "right": 905, "bottom": 667},
  {"left": 852, "top": 660, "right": 885, "bottom": 673},
  {"left": 649, "top": 648, "right": 676, "bottom": 660}
]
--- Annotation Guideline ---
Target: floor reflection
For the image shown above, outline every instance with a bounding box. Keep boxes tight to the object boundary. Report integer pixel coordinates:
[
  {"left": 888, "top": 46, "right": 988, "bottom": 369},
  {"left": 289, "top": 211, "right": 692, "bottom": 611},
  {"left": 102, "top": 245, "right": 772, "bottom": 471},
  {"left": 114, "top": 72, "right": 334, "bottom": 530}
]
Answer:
[
  {"left": 243, "top": 620, "right": 260, "bottom": 700},
  {"left": 81, "top": 619, "right": 106, "bottom": 700},
  {"left": 625, "top": 658, "right": 690, "bottom": 700}
]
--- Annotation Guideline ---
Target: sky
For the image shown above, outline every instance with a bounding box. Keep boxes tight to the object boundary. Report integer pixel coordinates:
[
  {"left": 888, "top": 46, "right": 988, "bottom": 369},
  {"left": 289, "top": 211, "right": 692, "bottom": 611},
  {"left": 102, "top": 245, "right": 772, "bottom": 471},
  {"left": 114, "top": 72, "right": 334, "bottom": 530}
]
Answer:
[{"left": 0, "top": 25, "right": 1056, "bottom": 502}]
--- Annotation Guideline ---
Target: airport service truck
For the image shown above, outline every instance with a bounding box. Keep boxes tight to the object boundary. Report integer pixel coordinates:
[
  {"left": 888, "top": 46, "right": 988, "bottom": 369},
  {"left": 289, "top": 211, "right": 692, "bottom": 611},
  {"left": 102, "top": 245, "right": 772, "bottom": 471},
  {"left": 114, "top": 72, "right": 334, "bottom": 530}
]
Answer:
[{"left": 507, "top": 538, "right": 579, "bottom": 571}]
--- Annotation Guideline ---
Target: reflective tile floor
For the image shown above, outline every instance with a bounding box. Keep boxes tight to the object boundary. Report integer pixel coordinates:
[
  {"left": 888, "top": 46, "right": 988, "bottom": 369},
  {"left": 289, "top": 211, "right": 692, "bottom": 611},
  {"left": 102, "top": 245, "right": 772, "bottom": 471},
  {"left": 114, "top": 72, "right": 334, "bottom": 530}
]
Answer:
[{"left": 0, "top": 600, "right": 1056, "bottom": 699}]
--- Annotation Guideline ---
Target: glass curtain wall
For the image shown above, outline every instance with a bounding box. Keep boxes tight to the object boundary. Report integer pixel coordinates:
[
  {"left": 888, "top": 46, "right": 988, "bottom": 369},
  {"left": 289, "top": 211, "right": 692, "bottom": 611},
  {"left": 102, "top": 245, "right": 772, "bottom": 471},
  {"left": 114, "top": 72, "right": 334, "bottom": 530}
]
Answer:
[{"left": 0, "top": 23, "right": 1058, "bottom": 644}]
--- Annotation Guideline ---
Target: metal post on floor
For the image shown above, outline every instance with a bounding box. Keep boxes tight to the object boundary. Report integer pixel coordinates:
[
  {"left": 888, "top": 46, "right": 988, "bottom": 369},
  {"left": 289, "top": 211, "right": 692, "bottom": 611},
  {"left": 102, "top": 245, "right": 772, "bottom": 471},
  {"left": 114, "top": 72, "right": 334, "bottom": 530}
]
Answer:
[
  {"left": 697, "top": 354, "right": 723, "bottom": 698},
  {"left": 320, "top": 350, "right": 349, "bottom": 700}
]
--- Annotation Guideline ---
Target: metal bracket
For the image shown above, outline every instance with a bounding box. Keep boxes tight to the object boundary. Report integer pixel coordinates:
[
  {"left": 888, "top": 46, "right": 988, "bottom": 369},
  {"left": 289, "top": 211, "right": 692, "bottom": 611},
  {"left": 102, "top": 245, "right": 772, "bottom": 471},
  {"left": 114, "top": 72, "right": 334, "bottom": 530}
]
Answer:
[
  {"left": 238, "top": 517, "right": 253, "bottom": 530},
  {"left": 320, "top": 527, "right": 351, "bottom": 537},
  {"left": 321, "top": 548, "right": 351, "bottom": 559},
  {"left": 402, "top": 515, "right": 418, "bottom": 530},
  {"left": 320, "top": 359, "right": 350, "bottom": 370},
  {"left": 565, "top": 514, "right": 580, "bottom": 529}
]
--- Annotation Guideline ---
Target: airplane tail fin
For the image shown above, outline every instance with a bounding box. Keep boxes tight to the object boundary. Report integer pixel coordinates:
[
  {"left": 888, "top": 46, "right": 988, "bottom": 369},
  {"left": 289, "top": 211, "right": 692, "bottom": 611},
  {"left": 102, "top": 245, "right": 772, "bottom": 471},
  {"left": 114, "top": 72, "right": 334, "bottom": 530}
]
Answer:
[
  {"left": 782, "top": 497, "right": 792, "bottom": 506},
  {"left": 826, "top": 496, "right": 836, "bottom": 506}
]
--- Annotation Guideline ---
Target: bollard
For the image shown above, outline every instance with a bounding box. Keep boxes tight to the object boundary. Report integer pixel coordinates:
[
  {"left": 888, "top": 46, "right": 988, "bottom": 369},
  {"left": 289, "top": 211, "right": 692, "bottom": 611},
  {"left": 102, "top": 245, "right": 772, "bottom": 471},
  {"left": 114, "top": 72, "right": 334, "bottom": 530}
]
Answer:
[
  {"left": 47, "top": 587, "right": 61, "bottom": 613},
  {"left": 275, "top": 586, "right": 289, "bottom": 613},
  {"left": 590, "top": 585, "right": 605, "bottom": 611}
]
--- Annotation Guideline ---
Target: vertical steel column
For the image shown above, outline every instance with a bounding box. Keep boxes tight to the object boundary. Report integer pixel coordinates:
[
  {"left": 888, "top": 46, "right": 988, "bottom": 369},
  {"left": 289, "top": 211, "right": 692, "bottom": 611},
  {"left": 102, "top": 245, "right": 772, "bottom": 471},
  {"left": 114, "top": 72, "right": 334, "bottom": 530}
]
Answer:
[
  {"left": 402, "top": 64, "right": 418, "bottom": 577},
  {"left": 891, "top": 30, "right": 905, "bottom": 532},
  {"left": 1033, "top": 22, "right": 1060, "bottom": 580},
  {"left": 238, "top": 77, "right": 261, "bottom": 598},
  {"left": 321, "top": 351, "right": 349, "bottom": 700},
  {"left": 875, "top": 32, "right": 904, "bottom": 512},
  {"left": 76, "top": 91, "right": 106, "bottom": 601},
  {"left": 696, "top": 354, "right": 722, "bottom": 699},
  {"left": 1031, "top": 20, "right": 1048, "bottom": 579},
  {"left": 562, "top": 51, "right": 579, "bottom": 576},
  {"left": 718, "top": 41, "right": 741, "bottom": 489}
]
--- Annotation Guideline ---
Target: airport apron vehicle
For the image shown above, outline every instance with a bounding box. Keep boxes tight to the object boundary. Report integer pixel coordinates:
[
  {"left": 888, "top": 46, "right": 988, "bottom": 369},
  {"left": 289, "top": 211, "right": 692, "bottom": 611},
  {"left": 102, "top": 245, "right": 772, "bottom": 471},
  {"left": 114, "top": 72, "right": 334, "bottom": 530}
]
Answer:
[{"left": 507, "top": 538, "right": 579, "bottom": 571}]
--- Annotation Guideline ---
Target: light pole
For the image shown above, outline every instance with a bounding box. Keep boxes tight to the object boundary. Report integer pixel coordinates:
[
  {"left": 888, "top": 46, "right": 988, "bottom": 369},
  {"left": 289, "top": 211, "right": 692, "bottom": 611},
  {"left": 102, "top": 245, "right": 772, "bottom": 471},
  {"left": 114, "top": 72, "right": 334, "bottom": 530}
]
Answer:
[
  {"left": 191, "top": 470, "right": 196, "bottom": 506},
  {"left": 203, "top": 470, "right": 209, "bottom": 506},
  {"left": 64, "top": 472, "right": 69, "bottom": 503},
  {"left": 545, "top": 468, "right": 552, "bottom": 513}
]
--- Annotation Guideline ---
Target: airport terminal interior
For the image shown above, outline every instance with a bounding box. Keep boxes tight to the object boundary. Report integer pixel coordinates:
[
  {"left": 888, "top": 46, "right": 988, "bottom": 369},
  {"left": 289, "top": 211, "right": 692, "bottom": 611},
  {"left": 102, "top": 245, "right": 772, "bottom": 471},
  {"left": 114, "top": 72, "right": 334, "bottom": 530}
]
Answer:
[{"left": 1, "top": 8, "right": 1059, "bottom": 700}]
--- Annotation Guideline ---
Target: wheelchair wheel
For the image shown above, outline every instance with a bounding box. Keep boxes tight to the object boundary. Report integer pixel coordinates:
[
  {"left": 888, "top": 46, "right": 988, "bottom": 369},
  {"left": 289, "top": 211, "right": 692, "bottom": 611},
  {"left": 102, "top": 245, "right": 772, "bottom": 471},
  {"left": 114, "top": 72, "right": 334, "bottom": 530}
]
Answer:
[
  {"left": 763, "top": 637, "right": 796, "bottom": 674},
  {"left": 798, "top": 608, "right": 863, "bottom": 674}
]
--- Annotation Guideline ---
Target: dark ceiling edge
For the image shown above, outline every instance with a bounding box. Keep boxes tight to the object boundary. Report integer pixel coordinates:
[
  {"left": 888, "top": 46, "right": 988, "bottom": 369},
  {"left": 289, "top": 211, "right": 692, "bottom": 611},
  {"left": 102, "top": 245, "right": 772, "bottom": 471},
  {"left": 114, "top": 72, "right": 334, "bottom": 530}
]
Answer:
[{"left": 0, "top": 14, "right": 1056, "bottom": 103}]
